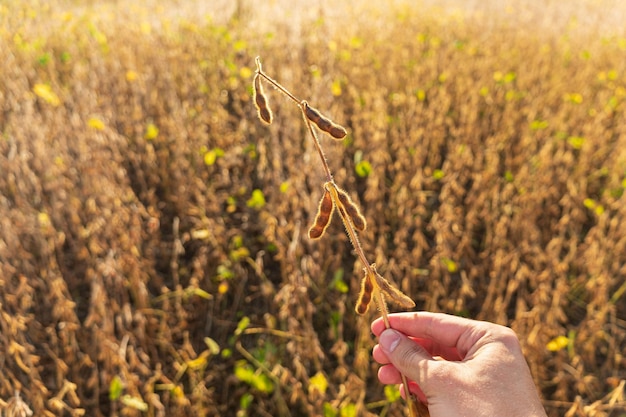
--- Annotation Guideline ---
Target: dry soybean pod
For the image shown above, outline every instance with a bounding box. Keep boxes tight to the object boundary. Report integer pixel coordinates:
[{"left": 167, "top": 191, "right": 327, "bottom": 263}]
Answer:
[
  {"left": 355, "top": 271, "right": 374, "bottom": 315},
  {"left": 303, "top": 101, "right": 347, "bottom": 139},
  {"left": 308, "top": 189, "right": 334, "bottom": 239},
  {"left": 253, "top": 72, "right": 273, "bottom": 124},
  {"left": 374, "top": 269, "right": 416, "bottom": 309},
  {"left": 334, "top": 187, "right": 366, "bottom": 231}
]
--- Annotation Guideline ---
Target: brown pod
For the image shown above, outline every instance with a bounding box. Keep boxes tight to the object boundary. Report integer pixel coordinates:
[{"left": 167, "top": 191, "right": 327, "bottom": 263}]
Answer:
[
  {"left": 303, "top": 101, "right": 347, "bottom": 139},
  {"left": 334, "top": 187, "right": 366, "bottom": 231},
  {"left": 327, "top": 124, "right": 347, "bottom": 139},
  {"left": 308, "top": 189, "right": 334, "bottom": 239},
  {"left": 355, "top": 273, "right": 374, "bottom": 315},
  {"left": 253, "top": 73, "right": 272, "bottom": 124},
  {"left": 374, "top": 267, "right": 416, "bottom": 309}
]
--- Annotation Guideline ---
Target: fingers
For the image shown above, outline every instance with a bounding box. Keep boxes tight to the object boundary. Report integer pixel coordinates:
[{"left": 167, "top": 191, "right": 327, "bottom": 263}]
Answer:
[
  {"left": 376, "top": 329, "right": 445, "bottom": 394},
  {"left": 374, "top": 328, "right": 450, "bottom": 401},
  {"left": 378, "top": 364, "right": 428, "bottom": 403},
  {"left": 373, "top": 333, "right": 458, "bottom": 403},
  {"left": 374, "top": 337, "right": 462, "bottom": 362},
  {"left": 371, "top": 311, "right": 506, "bottom": 358},
  {"left": 372, "top": 344, "right": 386, "bottom": 363},
  {"left": 378, "top": 366, "right": 428, "bottom": 404},
  {"left": 377, "top": 363, "right": 402, "bottom": 384},
  {"left": 372, "top": 311, "right": 472, "bottom": 340}
]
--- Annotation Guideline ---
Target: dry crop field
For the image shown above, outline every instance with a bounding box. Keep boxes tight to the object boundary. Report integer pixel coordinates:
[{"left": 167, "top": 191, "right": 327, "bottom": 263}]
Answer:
[{"left": 1, "top": 0, "right": 626, "bottom": 416}]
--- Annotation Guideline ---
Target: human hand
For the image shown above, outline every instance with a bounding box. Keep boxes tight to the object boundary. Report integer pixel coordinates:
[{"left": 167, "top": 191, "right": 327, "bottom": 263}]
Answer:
[{"left": 372, "top": 312, "right": 547, "bottom": 417}]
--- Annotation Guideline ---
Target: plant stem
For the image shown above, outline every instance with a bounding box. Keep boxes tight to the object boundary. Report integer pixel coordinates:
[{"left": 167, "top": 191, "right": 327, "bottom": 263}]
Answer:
[
  {"left": 254, "top": 57, "right": 426, "bottom": 417},
  {"left": 256, "top": 58, "right": 333, "bottom": 182},
  {"left": 329, "top": 183, "right": 421, "bottom": 417},
  {"left": 303, "top": 118, "right": 333, "bottom": 183},
  {"left": 256, "top": 57, "right": 302, "bottom": 105}
]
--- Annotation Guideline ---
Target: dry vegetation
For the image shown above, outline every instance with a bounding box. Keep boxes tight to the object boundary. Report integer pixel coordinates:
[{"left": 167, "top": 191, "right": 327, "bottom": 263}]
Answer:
[{"left": 1, "top": 0, "right": 626, "bottom": 416}]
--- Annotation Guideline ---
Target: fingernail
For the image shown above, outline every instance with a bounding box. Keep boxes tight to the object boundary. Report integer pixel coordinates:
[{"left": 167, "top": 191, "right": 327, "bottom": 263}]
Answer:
[{"left": 379, "top": 329, "right": 402, "bottom": 353}]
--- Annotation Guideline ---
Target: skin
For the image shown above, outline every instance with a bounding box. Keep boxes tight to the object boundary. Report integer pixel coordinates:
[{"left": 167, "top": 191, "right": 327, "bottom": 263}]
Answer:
[{"left": 371, "top": 312, "right": 548, "bottom": 417}]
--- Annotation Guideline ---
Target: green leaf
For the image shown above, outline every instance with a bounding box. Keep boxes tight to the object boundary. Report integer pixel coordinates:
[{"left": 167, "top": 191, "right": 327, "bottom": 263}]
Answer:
[
  {"left": 331, "top": 78, "right": 342, "bottom": 96},
  {"left": 355, "top": 160, "right": 372, "bottom": 177},
  {"left": 244, "top": 143, "right": 257, "bottom": 159},
  {"left": 529, "top": 119, "right": 549, "bottom": 130},
  {"left": 610, "top": 187, "right": 624, "bottom": 199},
  {"left": 204, "top": 337, "right": 220, "bottom": 355},
  {"left": 234, "top": 361, "right": 254, "bottom": 381},
  {"left": 240, "top": 392, "right": 253, "bottom": 410},
  {"left": 230, "top": 247, "right": 250, "bottom": 262},
  {"left": 333, "top": 279, "right": 349, "bottom": 294},
  {"left": 323, "top": 402, "right": 338, "bottom": 417},
  {"left": 340, "top": 403, "right": 357, "bottom": 417},
  {"left": 233, "top": 39, "right": 247, "bottom": 52},
  {"left": 204, "top": 149, "right": 218, "bottom": 165},
  {"left": 503, "top": 71, "right": 517, "bottom": 83},
  {"left": 60, "top": 51, "right": 71, "bottom": 63},
  {"left": 217, "top": 264, "right": 234, "bottom": 280},
  {"left": 235, "top": 316, "right": 250, "bottom": 336},
  {"left": 583, "top": 198, "right": 596, "bottom": 209},
  {"left": 330, "top": 268, "right": 349, "bottom": 293},
  {"left": 308, "top": 371, "right": 328, "bottom": 395},
  {"left": 144, "top": 123, "right": 159, "bottom": 140},
  {"left": 246, "top": 189, "right": 266, "bottom": 209},
  {"left": 567, "top": 136, "right": 585, "bottom": 149},
  {"left": 234, "top": 360, "right": 275, "bottom": 393},
  {"left": 329, "top": 311, "right": 341, "bottom": 338},
  {"left": 384, "top": 384, "right": 402, "bottom": 403},
  {"left": 232, "top": 235, "right": 244, "bottom": 248},
  {"left": 546, "top": 336, "right": 568, "bottom": 351},
  {"left": 109, "top": 375, "right": 123, "bottom": 401},
  {"left": 349, "top": 36, "right": 363, "bottom": 49},
  {"left": 441, "top": 257, "right": 458, "bottom": 273},
  {"left": 583, "top": 198, "right": 604, "bottom": 214},
  {"left": 37, "top": 53, "right": 51, "bottom": 66}
]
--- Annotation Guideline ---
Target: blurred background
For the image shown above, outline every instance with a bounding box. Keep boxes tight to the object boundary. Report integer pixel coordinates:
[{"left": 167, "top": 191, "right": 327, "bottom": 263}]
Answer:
[{"left": 0, "top": 0, "right": 625, "bottom": 416}]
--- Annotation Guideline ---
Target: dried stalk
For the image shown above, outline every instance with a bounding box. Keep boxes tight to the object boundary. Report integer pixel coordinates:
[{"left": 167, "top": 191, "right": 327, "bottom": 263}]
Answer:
[{"left": 253, "top": 57, "right": 427, "bottom": 417}]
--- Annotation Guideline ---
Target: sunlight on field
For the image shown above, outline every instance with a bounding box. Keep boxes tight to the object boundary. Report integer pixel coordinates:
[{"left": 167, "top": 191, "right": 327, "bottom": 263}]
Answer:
[{"left": 1, "top": 0, "right": 626, "bottom": 416}]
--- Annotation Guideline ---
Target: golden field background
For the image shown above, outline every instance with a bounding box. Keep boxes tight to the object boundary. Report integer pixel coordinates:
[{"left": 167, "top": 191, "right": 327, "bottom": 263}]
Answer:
[{"left": 1, "top": 0, "right": 626, "bottom": 415}]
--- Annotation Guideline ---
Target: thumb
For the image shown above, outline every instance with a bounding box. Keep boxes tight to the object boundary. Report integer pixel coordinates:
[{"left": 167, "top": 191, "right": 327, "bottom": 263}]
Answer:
[{"left": 379, "top": 329, "right": 438, "bottom": 395}]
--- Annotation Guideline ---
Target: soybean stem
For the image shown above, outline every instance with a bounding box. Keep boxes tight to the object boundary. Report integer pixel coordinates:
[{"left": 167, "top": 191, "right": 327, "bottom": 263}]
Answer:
[
  {"left": 303, "top": 118, "right": 333, "bottom": 183},
  {"left": 256, "top": 57, "right": 302, "bottom": 105},
  {"left": 255, "top": 56, "right": 423, "bottom": 417}
]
